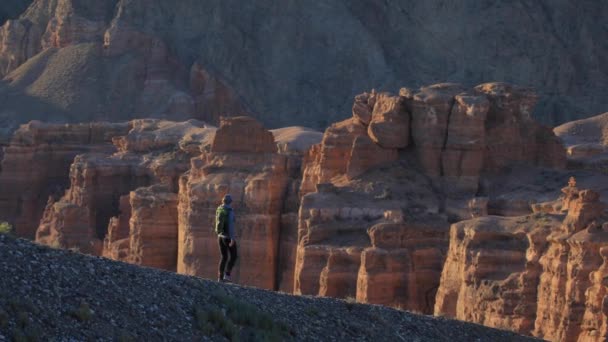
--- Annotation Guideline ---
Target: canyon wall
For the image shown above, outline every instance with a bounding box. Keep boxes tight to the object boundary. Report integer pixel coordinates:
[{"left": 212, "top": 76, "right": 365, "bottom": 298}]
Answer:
[
  {"left": 0, "top": 121, "right": 129, "bottom": 238},
  {"left": 36, "top": 119, "right": 215, "bottom": 257},
  {"left": 1, "top": 0, "right": 608, "bottom": 130},
  {"left": 292, "top": 82, "right": 565, "bottom": 314},
  {"left": 4, "top": 82, "right": 608, "bottom": 340},
  {"left": 435, "top": 181, "right": 608, "bottom": 341}
]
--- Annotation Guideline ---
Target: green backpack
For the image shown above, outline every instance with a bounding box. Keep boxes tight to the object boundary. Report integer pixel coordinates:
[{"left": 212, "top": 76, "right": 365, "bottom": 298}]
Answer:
[{"left": 215, "top": 206, "right": 232, "bottom": 235}]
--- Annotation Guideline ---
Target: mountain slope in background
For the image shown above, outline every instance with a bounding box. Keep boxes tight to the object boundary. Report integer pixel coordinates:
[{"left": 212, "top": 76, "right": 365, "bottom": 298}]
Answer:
[{"left": 0, "top": 0, "right": 607, "bottom": 130}]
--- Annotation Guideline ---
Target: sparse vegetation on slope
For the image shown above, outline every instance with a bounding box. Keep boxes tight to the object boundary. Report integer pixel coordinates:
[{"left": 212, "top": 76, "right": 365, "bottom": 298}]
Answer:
[
  {"left": 0, "top": 222, "right": 11, "bottom": 235},
  {"left": 0, "top": 234, "right": 539, "bottom": 341}
]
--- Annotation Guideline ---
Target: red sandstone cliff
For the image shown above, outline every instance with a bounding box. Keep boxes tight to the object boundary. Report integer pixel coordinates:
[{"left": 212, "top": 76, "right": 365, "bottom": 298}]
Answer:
[
  {"left": 5, "top": 83, "right": 608, "bottom": 341},
  {"left": 0, "top": 121, "right": 129, "bottom": 238},
  {"left": 36, "top": 119, "right": 215, "bottom": 257},
  {"left": 435, "top": 182, "right": 608, "bottom": 341}
]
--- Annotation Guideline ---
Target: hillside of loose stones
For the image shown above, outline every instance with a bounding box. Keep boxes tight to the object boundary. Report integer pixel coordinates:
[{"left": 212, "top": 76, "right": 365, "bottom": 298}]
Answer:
[{"left": 0, "top": 234, "right": 538, "bottom": 341}]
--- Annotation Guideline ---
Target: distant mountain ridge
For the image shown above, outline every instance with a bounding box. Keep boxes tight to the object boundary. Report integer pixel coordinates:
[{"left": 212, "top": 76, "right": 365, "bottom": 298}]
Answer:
[{"left": 0, "top": 0, "right": 607, "bottom": 130}]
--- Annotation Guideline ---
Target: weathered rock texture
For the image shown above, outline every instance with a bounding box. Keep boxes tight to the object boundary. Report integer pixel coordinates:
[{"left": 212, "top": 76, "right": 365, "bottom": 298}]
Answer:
[
  {"left": 271, "top": 126, "right": 324, "bottom": 292},
  {"left": 1, "top": 0, "right": 608, "bottom": 129},
  {"left": 554, "top": 112, "right": 608, "bottom": 177},
  {"left": 289, "top": 82, "right": 566, "bottom": 316},
  {"left": 36, "top": 119, "right": 214, "bottom": 259},
  {"left": 0, "top": 121, "right": 129, "bottom": 238},
  {"left": 0, "top": 85, "right": 604, "bottom": 341},
  {"left": 177, "top": 117, "right": 289, "bottom": 289},
  {"left": 294, "top": 98, "right": 450, "bottom": 309},
  {"left": 435, "top": 184, "right": 608, "bottom": 341}
]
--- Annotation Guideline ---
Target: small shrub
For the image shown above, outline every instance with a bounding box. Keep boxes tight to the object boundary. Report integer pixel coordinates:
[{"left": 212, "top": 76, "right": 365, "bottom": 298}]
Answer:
[
  {"left": 304, "top": 306, "right": 319, "bottom": 317},
  {"left": 117, "top": 331, "right": 135, "bottom": 342},
  {"left": 70, "top": 302, "right": 92, "bottom": 322},
  {"left": 17, "top": 311, "right": 29, "bottom": 328},
  {"left": 11, "top": 325, "right": 41, "bottom": 342},
  {"left": 193, "top": 305, "right": 219, "bottom": 336},
  {"left": 12, "top": 329, "right": 27, "bottom": 342},
  {"left": 0, "top": 309, "right": 8, "bottom": 328},
  {"left": 0, "top": 222, "right": 12, "bottom": 235},
  {"left": 194, "top": 289, "right": 292, "bottom": 341}
]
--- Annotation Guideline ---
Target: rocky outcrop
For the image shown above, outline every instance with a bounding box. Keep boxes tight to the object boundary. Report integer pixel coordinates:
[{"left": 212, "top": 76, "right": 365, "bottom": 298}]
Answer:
[
  {"left": 533, "top": 190, "right": 607, "bottom": 341},
  {"left": 405, "top": 83, "right": 466, "bottom": 178},
  {"left": 554, "top": 112, "right": 608, "bottom": 175},
  {"left": 293, "top": 82, "right": 566, "bottom": 313},
  {"left": 435, "top": 183, "right": 608, "bottom": 341},
  {"left": 367, "top": 93, "right": 409, "bottom": 149},
  {"left": 476, "top": 83, "right": 566, "bottom": 172},
  {"left": 357, "top": 218, "right": 448, "bottom": 313},
  {"left": 127, "top": 185, "right": 178, "bottom": 271},
  {"left": 36, "top": 120, "right": 214, "bottom": 257},
  {"left": 579, "top": 245, "right": 608, "bottom": 342},
  {"left": 177, "top": 117, "right": 289, "bottom": 289},
  {"left": 0, "top": 121, "right": 129, "bottom": 238},
  {"left": 2, "top": 0, "right": 608, "bottom": 129},
  {"left": 434, "top": 214, "right": 561, "bottom": 334},
  {"left": 271, "top": 126, "right": 323, "bottom": 292}
]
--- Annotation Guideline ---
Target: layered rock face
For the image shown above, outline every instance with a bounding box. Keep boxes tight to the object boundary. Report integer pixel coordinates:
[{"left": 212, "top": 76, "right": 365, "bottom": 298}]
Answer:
[
  {"left": 293, "top": 82, "right": 565, "bottom": 313},
  {"left": 271, "top": 126, "right": 324, "bottom": 292},
  {"left": 0, "top": 121, "right": 129, "bottom": 238},
  {"left": 2, "top": 0, "right": 608, "bottom": 129},
  {"left": 177, "top": 117, "right": 289, "bottom": 289},
  {"left": 434, "top": 214, "right": 562, "bottom": 333},
  {"left": 36, "top": 119, "right": 215, "bottom": 258},
  {"left": 554, "top": 112, "right": 608, "bottom": 176},
  {"left": 357, "top": 219, "right": 448, "bottom": 313},
  {"left": 435, "top": 183, "right": 608, "bottom": 341}
]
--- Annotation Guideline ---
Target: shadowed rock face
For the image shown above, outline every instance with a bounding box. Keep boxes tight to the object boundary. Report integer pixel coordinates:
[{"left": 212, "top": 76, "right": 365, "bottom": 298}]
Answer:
[{"left": 1, "top": 0, "right": 608, "bottom": 130}]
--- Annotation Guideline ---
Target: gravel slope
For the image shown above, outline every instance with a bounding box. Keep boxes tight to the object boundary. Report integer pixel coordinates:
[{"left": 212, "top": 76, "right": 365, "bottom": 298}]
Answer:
[{"left": 0, "top": 234, "right": 539, "bottom": 341}]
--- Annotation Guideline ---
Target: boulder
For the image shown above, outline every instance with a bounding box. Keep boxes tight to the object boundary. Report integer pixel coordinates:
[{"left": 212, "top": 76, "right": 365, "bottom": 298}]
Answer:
[
  {"left": 352, "top": 91, "right": 377, "bottom": 125},
  {"left": 407, "top": 83, "right": 466, "bottom": 176},
  {"left": 367, "top": 93, "right": 410, "bottom": 149},
  {"left": 346, "top": 135, "right": 398, "bottom": 179}
]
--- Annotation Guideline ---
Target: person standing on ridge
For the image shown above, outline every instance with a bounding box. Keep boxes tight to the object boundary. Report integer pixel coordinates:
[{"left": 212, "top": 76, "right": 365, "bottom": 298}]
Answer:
[{"left": 215, "top": 194, "right": 238, "bottom": 282}]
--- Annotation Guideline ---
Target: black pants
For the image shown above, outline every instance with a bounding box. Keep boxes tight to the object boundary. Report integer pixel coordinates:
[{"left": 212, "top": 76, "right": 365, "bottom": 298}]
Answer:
[{"left": 218, "top": 236, "right": 238, "bottom": 276}]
